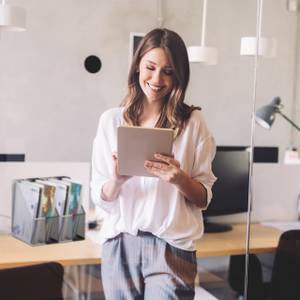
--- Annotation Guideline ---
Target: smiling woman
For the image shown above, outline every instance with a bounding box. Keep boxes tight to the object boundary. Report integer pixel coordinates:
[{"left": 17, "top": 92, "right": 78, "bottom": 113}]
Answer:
[
  {"left": 1, "top": 1, "right": 298, "bottom": 299},
  {"left": 122, "top": 28, "right": 198, "bottom": 137},
  {"left": 90, "top": 28, "right": 217, "bottom": 300}
]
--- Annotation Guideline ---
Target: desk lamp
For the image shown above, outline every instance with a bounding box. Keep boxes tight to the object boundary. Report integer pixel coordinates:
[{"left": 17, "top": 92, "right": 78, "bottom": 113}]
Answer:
[{"left": 255, "top": 97, "right": 300, "bottom": 132}]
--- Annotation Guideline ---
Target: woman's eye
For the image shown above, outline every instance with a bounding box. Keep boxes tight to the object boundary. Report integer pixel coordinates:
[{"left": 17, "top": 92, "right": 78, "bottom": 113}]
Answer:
[
  {"left": 146, "top": 66, "right": 155, "bottom": 71},
  {"left": 164, "top": 69, "right": 173, "bottom": 76}
]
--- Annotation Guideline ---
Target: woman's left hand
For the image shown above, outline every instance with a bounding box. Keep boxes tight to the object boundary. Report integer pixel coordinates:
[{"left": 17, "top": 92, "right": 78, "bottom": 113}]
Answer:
[{"left": 144, "top": 153, "right": 183, "bottom": 184}]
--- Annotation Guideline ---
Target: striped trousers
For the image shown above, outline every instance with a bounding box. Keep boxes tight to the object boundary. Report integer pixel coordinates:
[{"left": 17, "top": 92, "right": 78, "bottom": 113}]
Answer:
[{"left": 101, "top": 231, "right": 197, "bottom": 300}]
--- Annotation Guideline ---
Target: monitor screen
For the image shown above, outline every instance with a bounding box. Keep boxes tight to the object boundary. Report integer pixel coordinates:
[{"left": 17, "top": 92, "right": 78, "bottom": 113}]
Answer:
[
  {"left": 216, "top": 146, "right": 278, "bottom": 163},
  {"left": 0, "top": 154, "right": 25, "bottom": 162},
  {"left": 253, "top": 146, "right": 278, "bottom": 163},
  {"left": 203, "top": 150, "right": 250, "bottom": 232}
]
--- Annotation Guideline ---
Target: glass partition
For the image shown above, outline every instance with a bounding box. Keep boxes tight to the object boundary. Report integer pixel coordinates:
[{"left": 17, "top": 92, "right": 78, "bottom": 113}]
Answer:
[
  {"left": 0, "top": 0, "right": 260, "bottom": 299},
  {"left": 186, "top": 0, "right": 257, "bottom": 298},
  {"left": 248, "top": 0, "right": 300, "bottom": 299}
]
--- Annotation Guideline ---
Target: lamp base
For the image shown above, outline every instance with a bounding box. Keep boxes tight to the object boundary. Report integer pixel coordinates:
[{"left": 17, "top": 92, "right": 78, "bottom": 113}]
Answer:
[{"left": 187, "top": 46, "right": 218, "bottom": 65}]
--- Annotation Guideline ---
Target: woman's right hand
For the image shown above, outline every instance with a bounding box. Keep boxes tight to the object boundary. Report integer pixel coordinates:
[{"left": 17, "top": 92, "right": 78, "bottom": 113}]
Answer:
[
  {"left": 112, "top": 152, "right": 131, "bottom": 184},
  {"left": 101, "top": 152, "right": 131, "bottom": 202}
]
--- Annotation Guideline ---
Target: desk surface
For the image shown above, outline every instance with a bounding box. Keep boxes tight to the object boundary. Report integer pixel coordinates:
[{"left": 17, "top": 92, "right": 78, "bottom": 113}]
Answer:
[
  {"left": 0, "top": 224, "right": 282, "bottom": 269},
  {"left": 196, "top": 223, "right": 281, "bottom": 257}
]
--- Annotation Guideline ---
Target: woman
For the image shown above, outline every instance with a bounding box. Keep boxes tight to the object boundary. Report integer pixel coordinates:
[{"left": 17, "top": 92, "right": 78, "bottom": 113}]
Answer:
[{"left": 91, "top": 28, "right": 216, "bottom": 299}]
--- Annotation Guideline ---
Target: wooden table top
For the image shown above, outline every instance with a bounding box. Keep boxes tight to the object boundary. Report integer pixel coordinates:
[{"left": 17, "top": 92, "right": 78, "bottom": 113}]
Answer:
[{"left": 0, "top": 223, "right": 281, "bottom": 269}]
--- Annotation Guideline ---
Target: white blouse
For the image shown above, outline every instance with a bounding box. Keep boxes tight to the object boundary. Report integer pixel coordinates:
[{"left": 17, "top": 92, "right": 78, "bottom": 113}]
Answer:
[{"left": 90, "top": 107, "right": 217, "bottom": 251}]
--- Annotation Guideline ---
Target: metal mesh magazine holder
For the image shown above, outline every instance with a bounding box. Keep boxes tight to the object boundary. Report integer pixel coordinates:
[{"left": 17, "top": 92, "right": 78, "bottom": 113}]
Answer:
[{"left": 11, "top": 177, "right": 85, "bottom": 246}]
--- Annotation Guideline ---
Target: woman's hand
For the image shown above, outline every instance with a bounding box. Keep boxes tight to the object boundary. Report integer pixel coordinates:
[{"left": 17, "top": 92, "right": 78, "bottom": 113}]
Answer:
[
  {"left": 101, "top": 152, "right": 131, "bottom": 202},
  {"left": 144, "top": 153, "right": 208, "bottom": 208},
  {"left": 144, "top": 153, "right": 184, "bottom": 185},
  {"left": 112, "top": 152, "right": 131, "bottom": 184}
]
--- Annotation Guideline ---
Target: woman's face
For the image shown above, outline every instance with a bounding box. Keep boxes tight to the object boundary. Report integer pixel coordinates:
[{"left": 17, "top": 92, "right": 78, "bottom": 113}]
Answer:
[{"left": 138, "top": 47, "right": 174, "bottom": 104}]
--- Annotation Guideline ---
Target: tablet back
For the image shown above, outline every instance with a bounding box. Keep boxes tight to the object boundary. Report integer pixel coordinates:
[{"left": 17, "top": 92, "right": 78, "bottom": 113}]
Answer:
[{"left": 117, "top": 126, "right": 173, "bottom": 177}]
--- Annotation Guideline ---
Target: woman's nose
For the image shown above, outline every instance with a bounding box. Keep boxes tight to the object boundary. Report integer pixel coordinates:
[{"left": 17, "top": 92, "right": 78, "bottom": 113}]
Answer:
[{"left": 152, "top": 70, "right": 163, "bottom": 83}]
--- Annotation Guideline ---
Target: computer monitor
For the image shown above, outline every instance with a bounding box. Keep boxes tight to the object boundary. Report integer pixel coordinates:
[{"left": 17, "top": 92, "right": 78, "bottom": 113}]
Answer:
[
  {"left": 216, "top": 146, "right": 278, "bottom": 163},
  {"left": 0, "top": 154, "right": 25, "bottom": 162},
  {"left": 252, "top": 146, "right": 278, "bottom": 163},
  {"left": 203, "top": 149, "right": 250, "bottom": 233}
]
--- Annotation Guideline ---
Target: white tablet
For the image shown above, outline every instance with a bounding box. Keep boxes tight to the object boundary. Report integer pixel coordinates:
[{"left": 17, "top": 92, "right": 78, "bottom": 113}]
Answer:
[{"left": 117, "top": 126, "right": 174, "bottom": 177}]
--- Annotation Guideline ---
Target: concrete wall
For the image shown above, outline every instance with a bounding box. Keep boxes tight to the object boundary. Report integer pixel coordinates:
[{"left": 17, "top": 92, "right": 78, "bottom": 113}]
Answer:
[
  {"left": 254, "top": 0, "right": 299, "bottom": 158},
  {"left": 0, "top": 0, "right": 297, "bottom": 162}
]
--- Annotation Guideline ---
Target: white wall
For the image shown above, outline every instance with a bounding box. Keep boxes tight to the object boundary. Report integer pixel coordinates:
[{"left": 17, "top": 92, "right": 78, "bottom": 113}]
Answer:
[
  {"left": 0, "top": 0, "right": 297, "bottom": 162},
  {"left": 254, "top": 0, "right": 299, "bottom": 159}
]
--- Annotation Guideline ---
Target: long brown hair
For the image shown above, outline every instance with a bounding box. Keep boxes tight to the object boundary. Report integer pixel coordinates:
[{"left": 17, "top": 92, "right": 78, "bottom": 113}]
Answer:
[{"left": 122, "top": 28, "right": 200, "bottom": 137}]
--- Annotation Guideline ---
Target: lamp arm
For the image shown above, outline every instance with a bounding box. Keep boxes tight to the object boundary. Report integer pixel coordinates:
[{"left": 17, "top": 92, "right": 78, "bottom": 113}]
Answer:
[{"left": 277, "top": 110, "right": 300, "bottom": 132}]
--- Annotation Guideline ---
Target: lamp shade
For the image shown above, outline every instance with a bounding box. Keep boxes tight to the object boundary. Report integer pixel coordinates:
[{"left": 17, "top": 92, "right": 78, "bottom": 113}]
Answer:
[
  {"left": 255, "top": 97, "right": 281, "bottom": 129},
  {"left": 187, "top": 46, "right": 218, "bottom": 65},
  {"left": 240, "top": 37, "right": 277, "bottom": 57},
  {"left": 0, "top": 3, "right": 26, "bottom": 32}
]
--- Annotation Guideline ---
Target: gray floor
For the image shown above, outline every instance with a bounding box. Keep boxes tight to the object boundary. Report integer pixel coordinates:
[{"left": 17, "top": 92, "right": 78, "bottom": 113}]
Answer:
[{"left": 200, "top": 270, "right": 239, "bottom": 300}]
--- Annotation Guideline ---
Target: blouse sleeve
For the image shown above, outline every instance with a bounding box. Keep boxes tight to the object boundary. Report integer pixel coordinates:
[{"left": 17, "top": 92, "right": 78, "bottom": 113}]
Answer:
[
  {"left": 90, "top": 113, "right": 118, "bottom": 213},
  {"left": 191, "top": 133, "right": 217, "bottom": 210}
]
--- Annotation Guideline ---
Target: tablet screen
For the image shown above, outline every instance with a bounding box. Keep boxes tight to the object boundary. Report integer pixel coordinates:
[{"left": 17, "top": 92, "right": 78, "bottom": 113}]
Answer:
[{"left": 117, "top": 126, "right": 174, "bottom": 177}]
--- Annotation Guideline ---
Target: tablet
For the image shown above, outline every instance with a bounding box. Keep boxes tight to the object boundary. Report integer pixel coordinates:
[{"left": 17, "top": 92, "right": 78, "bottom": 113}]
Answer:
[{"left": 117, "top": 126, "right": 174, "bottom": 177}]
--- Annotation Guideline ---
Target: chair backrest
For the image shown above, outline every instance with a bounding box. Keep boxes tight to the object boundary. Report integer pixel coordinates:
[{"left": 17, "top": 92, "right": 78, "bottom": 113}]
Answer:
[
  {"left": 270, "top": 230, "right": 300, "bottom": 300},
  {"left": 228, "top": 254, "right": 264, "bottom": 299},
  {"left": 0, "top": 261, "right": 64, "bottom": 300}
]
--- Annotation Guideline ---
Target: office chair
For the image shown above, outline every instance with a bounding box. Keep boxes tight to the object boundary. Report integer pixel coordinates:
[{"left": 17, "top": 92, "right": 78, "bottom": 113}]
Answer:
[
  {"left": 229, "top": 230, "right": 300, "bottom": 300},
  {"left": 0, "top": 261, "right": 64, "bottom": 300},
  {"left": 228, "top": 254, "right": 265, "bottom": 300},
  {"left": 269, "top": 230, "right": 300, "bottom": 300}
]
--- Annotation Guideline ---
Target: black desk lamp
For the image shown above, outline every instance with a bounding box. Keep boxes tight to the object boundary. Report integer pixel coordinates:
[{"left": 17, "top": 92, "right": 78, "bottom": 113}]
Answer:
[{"left": 255, "top": 97, "right": 300, "bottom": 132}]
